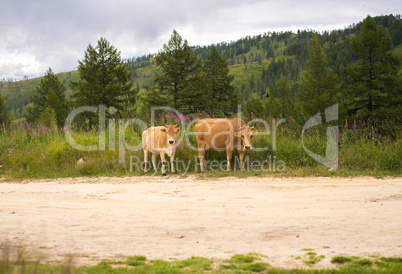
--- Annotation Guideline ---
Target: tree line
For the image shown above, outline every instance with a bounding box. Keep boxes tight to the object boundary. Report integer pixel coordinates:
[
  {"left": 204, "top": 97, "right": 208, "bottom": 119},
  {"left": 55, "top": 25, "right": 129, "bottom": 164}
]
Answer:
[
  {"left": 242, "top": 16, "right": 401, "bottom": 129},
  {"left": 2, "top": 30, "right": 238, "bottom": 127},
  {"left": 142, "top": 30, "right": 237, "bottom": 116},
  {"left": 0, "top": 15, "right": 400, "bottom": 133}
]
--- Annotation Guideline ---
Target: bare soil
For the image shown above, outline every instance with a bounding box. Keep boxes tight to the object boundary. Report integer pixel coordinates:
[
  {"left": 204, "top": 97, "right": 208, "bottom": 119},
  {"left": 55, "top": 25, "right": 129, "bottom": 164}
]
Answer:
[{"left": 1, "top": 176, "right": 401, "bottom": 269}]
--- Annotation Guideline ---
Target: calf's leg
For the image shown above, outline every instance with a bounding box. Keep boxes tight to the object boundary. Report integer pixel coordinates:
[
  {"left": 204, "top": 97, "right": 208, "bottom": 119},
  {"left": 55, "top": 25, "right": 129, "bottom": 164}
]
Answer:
[
  {"left": 160, "top": 152, "right": 167, "bottom": 176},
  {"left": 170, "top": 152, "right": 176, "bottom": 174},
  {"left": 143, "top": 149, "right": 148, "bottom": 173},
  {"left": 151, "top": 153, "right": 157, "bottom": 172}
]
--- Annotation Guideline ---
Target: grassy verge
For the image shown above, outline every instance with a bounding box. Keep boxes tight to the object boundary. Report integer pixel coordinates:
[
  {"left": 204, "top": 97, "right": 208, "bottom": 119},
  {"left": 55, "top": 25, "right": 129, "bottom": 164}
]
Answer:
[
  {"left": 1, "top": 251, "right": 401, "bottom": 273},
  {"left": 0, "top": 117, "right": 400, "bottom": 179}
]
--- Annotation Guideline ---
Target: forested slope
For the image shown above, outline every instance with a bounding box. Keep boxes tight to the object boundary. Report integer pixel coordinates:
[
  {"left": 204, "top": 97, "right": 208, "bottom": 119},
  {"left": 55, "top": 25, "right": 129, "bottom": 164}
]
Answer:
[{"left": 1, "top": 14, "right": 401, "bottom": 121}]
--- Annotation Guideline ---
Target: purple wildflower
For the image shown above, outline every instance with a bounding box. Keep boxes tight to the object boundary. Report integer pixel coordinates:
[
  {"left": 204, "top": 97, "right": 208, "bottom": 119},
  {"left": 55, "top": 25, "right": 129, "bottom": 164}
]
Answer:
[
  {"left": 344, "top": 124, "right": 348, "bottom": 129},
  {"left": 353, "top": 125, "right": 357, "bottom": 130}
]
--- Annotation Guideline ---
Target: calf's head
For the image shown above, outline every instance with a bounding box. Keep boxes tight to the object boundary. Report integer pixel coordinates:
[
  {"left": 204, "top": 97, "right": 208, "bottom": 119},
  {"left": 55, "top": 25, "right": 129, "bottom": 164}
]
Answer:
[
  {"left": 161, "top": 124, "right": 180, "bottom": 145},
  {"left": 235, "top": 126, "right": 258, "bottom": 150}
]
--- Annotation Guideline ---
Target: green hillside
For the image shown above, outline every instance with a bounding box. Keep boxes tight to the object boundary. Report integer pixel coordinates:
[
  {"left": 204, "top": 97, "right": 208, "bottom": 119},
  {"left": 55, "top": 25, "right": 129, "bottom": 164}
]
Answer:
[
  {"left": 0, "top": 70, "right": 80, "bottom": 120},
  {"left": 1, "top": 14, "right": 401, "bottom": 121}
]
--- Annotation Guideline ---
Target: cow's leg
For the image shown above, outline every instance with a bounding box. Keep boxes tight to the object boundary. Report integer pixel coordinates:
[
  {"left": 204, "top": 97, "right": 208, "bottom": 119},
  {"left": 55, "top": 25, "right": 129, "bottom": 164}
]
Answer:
[
  {"left": 151, "top": 153, "right": 157, "bottom": 172},
  {"left": 160, "top": 152, "right": 167, "bottom": 176},
  {"left": 226, "top": 148, "right": 232, "bottom": 171},
  {"left": 198, "top": 142, "right": 206, "bottom": 172},
  {"left": 199, "top": 154, "right": 205, "bottom": 172},
  {"left": 170, "top": 152, "right": 176, "bottom": 174},
  {"left": 143, "top": 149, "right": 148, "bottom": 173},
  {"left": 239, "top": 150, "right": 245, "bottom": 170}
]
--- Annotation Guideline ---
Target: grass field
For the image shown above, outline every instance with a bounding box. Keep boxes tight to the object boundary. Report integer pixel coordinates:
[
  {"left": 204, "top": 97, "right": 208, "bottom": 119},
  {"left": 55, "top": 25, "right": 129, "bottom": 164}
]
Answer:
[{"left": 0, "top": 112, "right": 400, "bottom": 179}]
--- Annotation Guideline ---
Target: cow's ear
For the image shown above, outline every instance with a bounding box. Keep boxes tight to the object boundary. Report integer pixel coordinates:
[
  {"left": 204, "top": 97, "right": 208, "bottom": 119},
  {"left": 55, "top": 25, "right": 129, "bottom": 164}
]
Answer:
[
  {"left": 252, "top": 130, "right": 258, "bottom": 136},
  {"left": 234, "top": 131, "right": 241, "bottom": 137},
  {"left": 160, "top": 128, "right": 167, "bottom": 133}
]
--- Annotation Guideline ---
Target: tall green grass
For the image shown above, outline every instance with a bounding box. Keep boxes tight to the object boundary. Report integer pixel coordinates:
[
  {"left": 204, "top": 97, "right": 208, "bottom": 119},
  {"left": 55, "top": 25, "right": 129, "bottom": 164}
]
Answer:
[{"left": 0, "top": 115, "right": 400, "bottom": 179}]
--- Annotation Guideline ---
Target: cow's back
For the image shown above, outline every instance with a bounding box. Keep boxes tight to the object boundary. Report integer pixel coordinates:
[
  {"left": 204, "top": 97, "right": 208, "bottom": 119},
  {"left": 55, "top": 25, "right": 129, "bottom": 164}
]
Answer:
[
  {"left": 195, "top": 118, "right": 245, "bottom": 133},
  {"left": 194, "top": 118, "right": 246, "bottom": 149},
  {"left": 142, "top": 126, "right": 166, "bottom": 151}
]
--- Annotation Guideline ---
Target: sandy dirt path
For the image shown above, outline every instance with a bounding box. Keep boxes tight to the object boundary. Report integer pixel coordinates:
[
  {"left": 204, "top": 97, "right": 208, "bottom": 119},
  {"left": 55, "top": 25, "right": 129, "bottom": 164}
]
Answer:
[{"left": 1, "top": 176, "right": 401, "bottom": 269}]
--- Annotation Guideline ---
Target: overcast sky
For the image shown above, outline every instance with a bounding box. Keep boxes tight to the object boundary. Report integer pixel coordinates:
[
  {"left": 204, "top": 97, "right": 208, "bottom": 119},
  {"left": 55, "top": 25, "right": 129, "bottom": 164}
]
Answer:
[{"left": 1, "top": 0, "right": 400, "bottom": 80}]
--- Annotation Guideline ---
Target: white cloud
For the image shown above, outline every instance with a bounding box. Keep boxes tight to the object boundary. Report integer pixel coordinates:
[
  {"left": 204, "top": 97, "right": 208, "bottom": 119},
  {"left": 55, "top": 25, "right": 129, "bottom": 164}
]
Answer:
[{"left": 0, "top": 0, "right": 400, "bottom": 79}]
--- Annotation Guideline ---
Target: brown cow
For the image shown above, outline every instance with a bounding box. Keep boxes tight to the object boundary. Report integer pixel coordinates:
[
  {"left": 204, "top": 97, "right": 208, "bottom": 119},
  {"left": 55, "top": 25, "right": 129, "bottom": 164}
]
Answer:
[
  {"left": 142, "top": 124, "right": 180, "bottom": 176},
  {"left": 194, "top": 118, "right": 258, "bottom": 171}
]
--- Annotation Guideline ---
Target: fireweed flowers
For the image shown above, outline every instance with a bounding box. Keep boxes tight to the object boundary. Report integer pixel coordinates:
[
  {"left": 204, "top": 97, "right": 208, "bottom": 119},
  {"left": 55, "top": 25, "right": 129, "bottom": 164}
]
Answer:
[{"left": 338, "top": 122, "right": 358, "bottom": 141}]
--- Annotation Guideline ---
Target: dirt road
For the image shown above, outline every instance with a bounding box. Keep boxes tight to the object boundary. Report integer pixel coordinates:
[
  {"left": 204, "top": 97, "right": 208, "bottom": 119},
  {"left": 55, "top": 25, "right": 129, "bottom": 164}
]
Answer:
[{"left": 1, "top": 176, "right": 401, "bottom": 269}]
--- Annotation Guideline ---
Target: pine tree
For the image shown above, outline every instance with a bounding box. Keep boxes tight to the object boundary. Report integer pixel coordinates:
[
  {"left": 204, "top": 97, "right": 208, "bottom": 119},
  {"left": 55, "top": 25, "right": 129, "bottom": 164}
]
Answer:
[
  {"left": 244, "top": 96, "right": 264, "bottom": 119},
  {"left": 70, "top": 37, "right": 135, "bottom": 124},
  {"left": 265, "top": 96, "right": 281, "bottom": 118},
  {"left": 276, "top": 74, "right": 294, "bottom": 118},
  {"left": 342, "top": 15, "right": 402, "bottom": 120},
  {"left": 203, "top": 45, "right": 237, "bottom": 114},
  {"left": 152, "top": 30, "right": 205, "bottom": 113},
  {"left": 26, "top": 68, "right": 67, "bottom": 126},
  {"left": 0, "top": 92, "right": 10, "bottom": 126},
  {"left": 296, "top": 33, "right": 338, "bottom": 120}
]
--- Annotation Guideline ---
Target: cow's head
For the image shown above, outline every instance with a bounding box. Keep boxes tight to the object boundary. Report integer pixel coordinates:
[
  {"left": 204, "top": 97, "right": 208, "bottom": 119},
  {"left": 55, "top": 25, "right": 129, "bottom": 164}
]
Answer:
[
  {"left": 161, "top": 124, "right": 180, "bottom": 145},
  {"left": 235, "top": 126, "right": 258, "bottom": 150}
]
